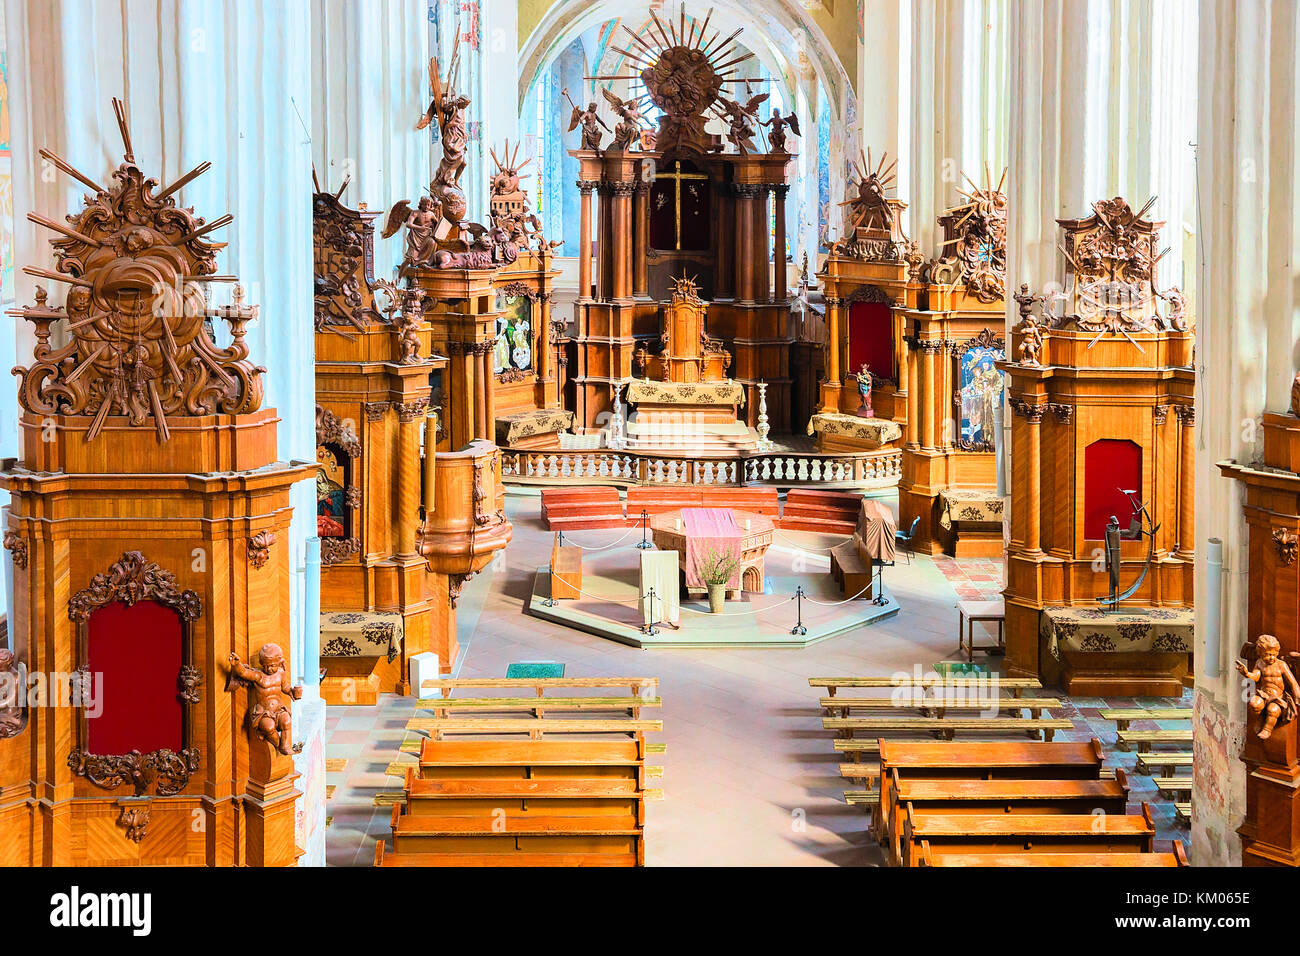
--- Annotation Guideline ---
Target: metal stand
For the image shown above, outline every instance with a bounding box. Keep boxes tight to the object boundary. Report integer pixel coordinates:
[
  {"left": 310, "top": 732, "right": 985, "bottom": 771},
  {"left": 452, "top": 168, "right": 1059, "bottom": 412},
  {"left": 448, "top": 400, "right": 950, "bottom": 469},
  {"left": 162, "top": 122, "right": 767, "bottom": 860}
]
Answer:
[
  {"left": 791, "top": 585, "right": 807, "bottom": 636},
  {"left": 642, "top": 587, "right": 659, "bottom": 636},
  {"left": 872, "top": 562, "right": 889, "bottom": 607},
  {"left": 544, "top": 567, "right": 557, "bottom": 607},
  {"left": 635, "top": 509, "right": 652, "bottom": 549}
]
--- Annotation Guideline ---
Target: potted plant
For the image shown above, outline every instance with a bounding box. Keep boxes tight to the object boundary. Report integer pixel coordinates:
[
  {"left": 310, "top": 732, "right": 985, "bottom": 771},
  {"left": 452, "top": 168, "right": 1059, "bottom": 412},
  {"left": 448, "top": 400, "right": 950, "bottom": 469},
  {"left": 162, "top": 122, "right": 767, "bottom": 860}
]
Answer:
[{"left": 698, "top": 547, "right": 741, "bottom": 614}]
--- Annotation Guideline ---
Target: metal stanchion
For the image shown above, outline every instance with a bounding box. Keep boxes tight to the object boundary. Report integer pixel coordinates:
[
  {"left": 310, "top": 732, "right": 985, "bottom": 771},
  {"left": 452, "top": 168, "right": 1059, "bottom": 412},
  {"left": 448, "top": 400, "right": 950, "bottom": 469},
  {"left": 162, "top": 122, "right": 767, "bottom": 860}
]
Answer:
[
  {"left": 636, "top": 509, "right": 652, "bottom": 550},
  {"left": 791, "top": 585, "right": 807, "bottom": 636},
  {"left": 642, "top": 586, "right": 659, "bottom": 636},
  {"left": 544, "top": 564, "right": 557, "bottom": 607}
]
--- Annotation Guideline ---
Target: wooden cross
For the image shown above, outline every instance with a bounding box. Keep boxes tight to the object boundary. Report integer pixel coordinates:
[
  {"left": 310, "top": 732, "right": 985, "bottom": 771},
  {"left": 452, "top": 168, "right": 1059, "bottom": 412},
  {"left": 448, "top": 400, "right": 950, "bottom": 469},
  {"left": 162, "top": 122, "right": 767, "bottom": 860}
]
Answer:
[{"left": 654, "top": 160, "right": 709, "bottom": 250}]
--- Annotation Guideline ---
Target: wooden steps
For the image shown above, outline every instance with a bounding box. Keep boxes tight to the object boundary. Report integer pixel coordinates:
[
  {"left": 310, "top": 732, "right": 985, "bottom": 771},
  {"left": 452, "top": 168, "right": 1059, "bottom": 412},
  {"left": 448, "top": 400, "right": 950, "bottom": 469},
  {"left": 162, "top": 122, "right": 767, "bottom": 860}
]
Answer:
[
  {"left": 541, "top": 486, "right": 625, "bottom": 532},
  {"left": 378, "top": 678, "right": 661, "bottom": 867},
  {"left": 624, "top": 486, "right": 781, "bottom": 522},
  {"left": 778, "top": 489, "right": 861, "bottom": 535}
]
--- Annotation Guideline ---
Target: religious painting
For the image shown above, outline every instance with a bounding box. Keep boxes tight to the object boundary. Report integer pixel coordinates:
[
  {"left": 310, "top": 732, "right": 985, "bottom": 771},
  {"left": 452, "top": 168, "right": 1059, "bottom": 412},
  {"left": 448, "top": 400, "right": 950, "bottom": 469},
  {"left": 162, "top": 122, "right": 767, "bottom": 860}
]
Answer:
[
  {"left": 1083, "top": 438, "right": 1142, "bottom": 540},
  {"left": 494, "top": 293, "right": 533, "bottom": 376},
  {"left": 955, "top": 337, "right": 1005, "bottom": 451},
  {"left": 316, "top": 444, "right": 351, "bottom": 540},
  {"left": 650, "top": 158, "right": 710, "bottom": 252}
]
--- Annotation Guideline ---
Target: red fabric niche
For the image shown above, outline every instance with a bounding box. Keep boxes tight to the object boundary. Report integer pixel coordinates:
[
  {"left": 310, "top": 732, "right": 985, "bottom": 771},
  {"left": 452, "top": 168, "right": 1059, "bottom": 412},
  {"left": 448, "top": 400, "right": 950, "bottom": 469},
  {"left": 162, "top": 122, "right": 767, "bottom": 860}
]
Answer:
[
  {"left": 86, "top": 599, "right": 184, "bottom": 755},
  {"left": 848, "top": 301, "right": 893, "bottom": 380},
  {"left": 1083, "top": 439, "right": 1143, "bottom": 540}
]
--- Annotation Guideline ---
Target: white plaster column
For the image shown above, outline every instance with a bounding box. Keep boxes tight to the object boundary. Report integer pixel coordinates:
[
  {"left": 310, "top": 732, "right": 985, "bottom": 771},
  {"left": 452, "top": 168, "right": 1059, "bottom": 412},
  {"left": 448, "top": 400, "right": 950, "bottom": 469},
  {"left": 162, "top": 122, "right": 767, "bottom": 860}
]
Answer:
[
  {"left": 3, "top": 0, "right": 323, "bottom": 865},
  {"left": 1192, "top": 0, "right": 1300, "bottom": 868},
  {"left": 310, "top": 0, "right": 432, "bottom": 281}
]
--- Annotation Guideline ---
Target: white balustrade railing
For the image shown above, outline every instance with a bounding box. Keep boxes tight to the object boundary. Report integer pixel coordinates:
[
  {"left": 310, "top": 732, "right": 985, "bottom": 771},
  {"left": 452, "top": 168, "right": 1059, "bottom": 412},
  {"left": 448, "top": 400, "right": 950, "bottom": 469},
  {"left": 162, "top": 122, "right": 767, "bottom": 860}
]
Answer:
[{"left": 501, "top": 447, "right": 903, "bottom": 490}]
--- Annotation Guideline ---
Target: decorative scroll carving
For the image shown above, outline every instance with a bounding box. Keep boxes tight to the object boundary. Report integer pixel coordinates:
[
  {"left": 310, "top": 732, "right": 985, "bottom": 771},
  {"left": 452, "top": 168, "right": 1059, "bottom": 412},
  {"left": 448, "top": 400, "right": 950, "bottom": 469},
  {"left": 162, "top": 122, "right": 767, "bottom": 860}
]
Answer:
[
  {"left": 3, "top": 531, "right": 27, "bottom": 570},
  {"left": 312, "top": 184, "right": 383, "bottom": 334},
  {"left": 68, "top": 551, "right": 202, "bottom": 623},
  {"left": 497, "top": 280, "right": 542, "bottom": 302},
  {"left": 497, "top": 368, "right": 530, "bottom": 384},
  {"left": 845, "top": 284, "right": 895, "bottom": 306},
  {"left": 315, "top": 405, "right": 361, "bottom": 459},
  {"left": 832, "top": 149, "right": 910, "bottom": 263},
  {"left": 449, "top": 571, "right": 475, "bottom": 609},
  {"left": 68, "top": 748, "right": 201, "bottom": 798},
  {"left": 178, "top": 665, "right": 202, "bottom": 705},
  {"left": 489, "top": 141, "right": 562, "bottom": 255},
  {"left": 9, "top": 99, "right": 264, "bottom": 442},
  {"left": 935, "top": 167, "right": 1007, "bottom": 303},
  {"left": 320, "top": 537, "right": 361, "bottom": 565},
  {"left": 226, "top": 643, "right": 303, "bottom": 756},
  {"left": 247, "top": 531, "right": 275, "bottom": 570},
  {"left": 1274, "top": 528, "right": 1298, "bottom": 567}
]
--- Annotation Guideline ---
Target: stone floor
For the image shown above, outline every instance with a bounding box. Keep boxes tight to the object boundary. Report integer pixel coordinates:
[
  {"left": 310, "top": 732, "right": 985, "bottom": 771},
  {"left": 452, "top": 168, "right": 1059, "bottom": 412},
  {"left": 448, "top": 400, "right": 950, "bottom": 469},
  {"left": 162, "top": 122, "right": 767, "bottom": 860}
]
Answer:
[{"left": 322, "top": 492, "right": 1191, "bottom": 867}]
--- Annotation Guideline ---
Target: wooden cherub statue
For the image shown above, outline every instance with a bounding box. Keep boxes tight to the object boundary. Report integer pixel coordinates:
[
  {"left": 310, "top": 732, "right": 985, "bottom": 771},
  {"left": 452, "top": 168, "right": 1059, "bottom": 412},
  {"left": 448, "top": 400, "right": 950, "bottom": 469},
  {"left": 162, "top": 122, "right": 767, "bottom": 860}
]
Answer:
[
  {"left": 0, "top": 649, "right": 26, "bottom": 738},
  {"left": 227, "top": 643, "right": 303, "bottom": 756},
  {"left": 1237, "top": 634, "right": 1300, "bottom": 740}
]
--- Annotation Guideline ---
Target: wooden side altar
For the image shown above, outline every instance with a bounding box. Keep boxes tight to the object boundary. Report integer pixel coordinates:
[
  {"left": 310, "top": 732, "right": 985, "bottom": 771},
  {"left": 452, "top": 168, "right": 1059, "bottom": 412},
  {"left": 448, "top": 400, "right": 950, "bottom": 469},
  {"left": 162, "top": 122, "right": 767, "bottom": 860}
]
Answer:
[
  {"left": 898, "top": 170, "right": 1008, "bottom": 555},
  {"left": 0, "top": 101, "right": 310, "bottom": 866},
  {"left": 1001, "top": 197, "right": 1194, "bottom": 696},
  {"left": 1220, "top": 413, "right": 1300, "bottom": 866},
  {"left": 569, "top": 18, "right": 795, "bottom": 434}
]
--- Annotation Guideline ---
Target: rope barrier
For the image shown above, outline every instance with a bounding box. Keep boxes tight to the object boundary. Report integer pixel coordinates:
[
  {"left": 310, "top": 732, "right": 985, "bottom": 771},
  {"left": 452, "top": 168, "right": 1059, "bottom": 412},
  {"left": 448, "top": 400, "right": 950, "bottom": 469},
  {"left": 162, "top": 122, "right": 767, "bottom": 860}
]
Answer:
[
  {"left": 802, "top": 582, "right": 874, "bottom": 606},
  {"left": 673, "top": 593, "right": 797, "bottom": 618},
  {"left": 556, "top": 524, "right": 640, "bottom": 551},
  {"left": 771, "top": 530, "right": 857, "bottom": 553}
]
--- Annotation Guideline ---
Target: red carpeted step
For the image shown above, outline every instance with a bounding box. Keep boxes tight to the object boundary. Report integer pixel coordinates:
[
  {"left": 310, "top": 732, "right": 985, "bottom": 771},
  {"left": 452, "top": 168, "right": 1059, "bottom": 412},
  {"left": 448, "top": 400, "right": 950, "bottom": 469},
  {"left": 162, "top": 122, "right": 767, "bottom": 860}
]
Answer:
[{"left": 540, "top": 487, "right": 626, "bottom": 531}]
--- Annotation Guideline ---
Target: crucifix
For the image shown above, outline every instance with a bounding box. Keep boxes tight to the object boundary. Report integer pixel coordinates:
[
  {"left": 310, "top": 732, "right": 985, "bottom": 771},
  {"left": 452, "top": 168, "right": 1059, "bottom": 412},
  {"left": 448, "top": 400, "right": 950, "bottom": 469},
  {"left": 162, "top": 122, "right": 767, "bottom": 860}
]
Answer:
[{"left": 654, "top": 160, "right": 709, "bottom": 250}]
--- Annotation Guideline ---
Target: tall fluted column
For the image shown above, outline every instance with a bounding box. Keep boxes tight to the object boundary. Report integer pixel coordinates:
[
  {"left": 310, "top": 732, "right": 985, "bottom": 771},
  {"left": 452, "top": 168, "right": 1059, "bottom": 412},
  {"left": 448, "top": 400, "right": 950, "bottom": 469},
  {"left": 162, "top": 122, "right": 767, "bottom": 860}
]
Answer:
[
  {"left": 773, "top": 184, "right": 789, "bottom": 302},
  {"left": 577, "top": 180, "right": 596, "bottom": 300},
  {"left": 633, "top": 182, "right": 649, "bottom": 297},
  {"left": 396, "top": 401, "right": 424, "bottom": 557}
]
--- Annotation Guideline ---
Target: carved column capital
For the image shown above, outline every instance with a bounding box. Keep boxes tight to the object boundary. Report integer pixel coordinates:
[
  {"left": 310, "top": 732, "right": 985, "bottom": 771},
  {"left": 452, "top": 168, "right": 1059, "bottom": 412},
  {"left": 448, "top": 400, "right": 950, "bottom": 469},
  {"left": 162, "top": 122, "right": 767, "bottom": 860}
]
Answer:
[
  {"left": 1153, "top": 404, "right": 1170, "bottom": 425},
  {"left": 364, "top": 401, "right": 390, "bottom": 423},
  {"left": 1174, "top": 404, "right": 1196, "bottom": 425},
  {"left": 733, "top": 183, "right": 763, "bottom": 200},
  {"left": 824, "top": 295, "right": 843, "bottom": 308},
  {"left": 577, "top": 179, "right": 600, "bottom": 195},
  {"left": 1013, "top": 400, "right": 1047, "bottom": 424},
  {"left": 609, "top": 181, "right": 638, "bottom": 197},
  {"left": 396, "top": 398, "right": 430, "bottom": 423},
  {"left": 771, "top": 183, "right": 790, "bottom": 199},
  {"left": 1047, "top": 402, "right": 1073, "bottom": 424},
  {"left": 916, "top": 338, "right": 946, "bottom": 355}
]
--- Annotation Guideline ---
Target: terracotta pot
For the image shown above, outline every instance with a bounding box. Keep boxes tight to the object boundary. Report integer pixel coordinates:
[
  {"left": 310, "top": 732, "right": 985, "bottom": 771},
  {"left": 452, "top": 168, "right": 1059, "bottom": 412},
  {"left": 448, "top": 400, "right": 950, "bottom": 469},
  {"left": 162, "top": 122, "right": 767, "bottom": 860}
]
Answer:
[{"left": 707, "top": 584, "right": 726, "bottom": 613}]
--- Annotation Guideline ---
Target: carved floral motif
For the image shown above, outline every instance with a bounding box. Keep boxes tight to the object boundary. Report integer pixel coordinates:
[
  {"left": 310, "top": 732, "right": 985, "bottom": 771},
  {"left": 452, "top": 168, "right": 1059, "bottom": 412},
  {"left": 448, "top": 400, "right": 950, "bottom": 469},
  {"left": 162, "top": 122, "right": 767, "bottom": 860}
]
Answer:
[{"left": 247, "top": 530, "right": 275, "bottom": 570}]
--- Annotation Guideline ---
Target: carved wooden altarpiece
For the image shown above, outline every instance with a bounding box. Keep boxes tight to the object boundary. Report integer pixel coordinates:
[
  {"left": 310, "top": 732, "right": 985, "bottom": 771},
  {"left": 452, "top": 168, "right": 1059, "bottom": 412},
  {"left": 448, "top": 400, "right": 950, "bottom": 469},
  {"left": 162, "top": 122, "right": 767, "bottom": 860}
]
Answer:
[
  {"left": 0, "top": 100, "right": 311, "bottom": 866},
  {"left": 1001, "top": 197, "right": 1194, "bottom": 696},
  {"left": 569, "top": 7, "right": 795, "bottom": 434}
]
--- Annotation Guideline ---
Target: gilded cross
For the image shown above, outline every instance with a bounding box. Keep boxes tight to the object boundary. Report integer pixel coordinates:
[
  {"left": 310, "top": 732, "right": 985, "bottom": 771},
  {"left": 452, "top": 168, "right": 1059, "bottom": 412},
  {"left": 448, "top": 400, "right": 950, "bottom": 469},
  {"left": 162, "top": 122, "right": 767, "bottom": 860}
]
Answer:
[{"left": 654, "top": 160, "right": 709, "bottom": 250}]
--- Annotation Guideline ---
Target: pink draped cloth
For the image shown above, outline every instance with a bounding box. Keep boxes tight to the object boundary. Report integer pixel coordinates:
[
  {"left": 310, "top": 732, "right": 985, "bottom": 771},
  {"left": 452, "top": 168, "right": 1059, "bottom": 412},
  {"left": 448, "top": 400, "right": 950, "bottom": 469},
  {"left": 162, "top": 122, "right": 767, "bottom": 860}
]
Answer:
[{"left": 682, "top": 508, "right": 743, "bottom": 589}]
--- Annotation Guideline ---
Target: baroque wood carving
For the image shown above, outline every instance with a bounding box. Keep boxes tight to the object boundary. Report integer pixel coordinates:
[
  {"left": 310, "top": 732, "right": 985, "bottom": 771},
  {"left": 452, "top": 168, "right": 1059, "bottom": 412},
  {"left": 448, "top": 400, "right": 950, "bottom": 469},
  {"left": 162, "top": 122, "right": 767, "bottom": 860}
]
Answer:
[
  {"left": 312, "top": 178, "right": 383, "bottom": 334},
  {"left": 247, "top": 531, "right": 276, "bottom": 570},
  {"left": 1273, "top": 527, "right": 1298, "bottom": 567},
  {"left": 9, "top": 98, "right": 264, "bottom": 442},
  {"left": 935, "top": 167, "right": 1007, "bottom": 303},
  {"left": 3, "top": 530, "right": 27, "bottom": 570}
]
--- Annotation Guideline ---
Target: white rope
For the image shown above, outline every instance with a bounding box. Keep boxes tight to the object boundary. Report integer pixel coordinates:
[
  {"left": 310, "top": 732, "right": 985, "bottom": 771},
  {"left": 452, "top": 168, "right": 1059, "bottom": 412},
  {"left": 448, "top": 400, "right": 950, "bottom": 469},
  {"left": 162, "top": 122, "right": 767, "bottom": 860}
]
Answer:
[
  {"left": 673, "top": 594, "right": 797, "bottom": 617},
  {"left": 547, "top": 580, "right": 647, "bottom": 607},
  {"left": 558, "top": 524, "right": 641, "bottom": 551},
  {"left": 772, "top": 529, "right": 856, "bottom": 553},
  {"left": 801, "top": 582, "right": 876, "bottom": 606}
]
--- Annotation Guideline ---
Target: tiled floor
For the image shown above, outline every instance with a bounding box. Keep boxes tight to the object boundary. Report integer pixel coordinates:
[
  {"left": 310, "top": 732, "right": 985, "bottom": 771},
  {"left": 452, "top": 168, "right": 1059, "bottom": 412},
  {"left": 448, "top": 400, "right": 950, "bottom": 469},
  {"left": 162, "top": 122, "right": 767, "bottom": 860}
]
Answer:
[{"left": 323, "top": 493, "right": 1191, "bottom": 866}]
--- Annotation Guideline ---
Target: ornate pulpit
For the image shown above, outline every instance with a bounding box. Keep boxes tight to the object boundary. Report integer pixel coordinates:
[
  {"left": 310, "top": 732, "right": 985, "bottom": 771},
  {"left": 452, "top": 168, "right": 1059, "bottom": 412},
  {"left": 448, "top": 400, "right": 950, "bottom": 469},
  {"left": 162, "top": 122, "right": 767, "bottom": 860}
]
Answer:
[
  {"left": 0, "top": 100, "right": 311, "bottom": 866},
  {"left": 1002, "top": 197, "right": 1194, "bottom": 696}
]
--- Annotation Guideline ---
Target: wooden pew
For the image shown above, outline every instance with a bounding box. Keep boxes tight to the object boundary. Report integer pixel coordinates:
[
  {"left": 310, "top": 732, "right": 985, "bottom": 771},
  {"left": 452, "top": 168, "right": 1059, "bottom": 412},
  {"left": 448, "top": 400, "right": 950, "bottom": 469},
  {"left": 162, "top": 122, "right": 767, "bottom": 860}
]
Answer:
[
  {"left": 915, "top": 841, "right": 1188, "bottom": 867},
  {"left": 378, "top": 731, "right": 660, "bottom": 866},
  {"left": 422, "top": 677, "right": 659, "bottom": 698},
  {"left": 550, "top": 535, "right": 583, "bottom": 600},
  {"left": 819, "top": 696, "right": 1061, "bottom": 718},
  {"left": 881, "top": 768, "right": 1130, "bottom": 865},
  {"left": 810, "top": 676, "right": 1043, "bottom": 698},
  {"left": 418, "top": 696, "right": 662, "bottom": 718},
  {"left": 900, "top": 803, "right": 1156, "bottom": 866},
  {"left": 822, "top": 715, "right": 1074, "bottom": 742},
  {"left": 1136, "top": 751, "right": 1192, "bottom": 775},
  {"left": 1116, "top": 729, "right": 1193, "bottom": 752},
  {"left": 878, "top": 739, "right": 1107, "bottom": 854},
  {"left": 1098, "top": 707, "right": 1193, "bottom": 733},
  {"left": 828, "top": 542, "right": 873, "bottom": 599}
]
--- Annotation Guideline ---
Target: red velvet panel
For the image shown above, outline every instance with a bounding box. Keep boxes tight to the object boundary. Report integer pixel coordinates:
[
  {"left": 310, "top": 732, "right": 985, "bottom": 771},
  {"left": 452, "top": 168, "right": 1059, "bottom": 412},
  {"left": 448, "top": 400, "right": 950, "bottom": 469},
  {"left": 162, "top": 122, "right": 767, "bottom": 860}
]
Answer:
[
  {"left": 1083, "top": 439, "right": 1143, "bottom": 540},
  {"left": 86, "top": 599, "right": 184, "bottom": 755},
  {"left": 848, "top": 302, "right": 893, "bottom": 380}
]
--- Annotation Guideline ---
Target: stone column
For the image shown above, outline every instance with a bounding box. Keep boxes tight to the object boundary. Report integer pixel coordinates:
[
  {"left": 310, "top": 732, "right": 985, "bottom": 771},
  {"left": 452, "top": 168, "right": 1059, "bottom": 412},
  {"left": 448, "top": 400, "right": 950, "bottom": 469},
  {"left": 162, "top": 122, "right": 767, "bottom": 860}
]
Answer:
[
  {"left": 773, "top": 184, "right": 789, "bottom": 302},
  {"left": 577, "top": 180, "right": 597, "bottom": 300}
]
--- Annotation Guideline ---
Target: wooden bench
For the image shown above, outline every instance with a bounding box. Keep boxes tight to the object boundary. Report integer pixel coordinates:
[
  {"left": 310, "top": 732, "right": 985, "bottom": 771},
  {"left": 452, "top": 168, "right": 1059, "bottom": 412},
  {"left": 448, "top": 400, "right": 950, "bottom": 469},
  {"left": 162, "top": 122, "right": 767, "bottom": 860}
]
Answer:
[
  {"left": 822, "top": 715, "right": 1075, "bottom": 742},
  {"left": 1175, "top": 802, "right": 1191, "bottom": 825},
  {"left": 377, "top": 726, "right": 660, "bottom": 867},
  {"left": 900, "top": 803, "right": 1156, "bottom": 866},
  {"left": 1098, "top": 707, "right": 1193, "bottom": 732},
  {"left": 810, "top": 676, "right": 1042, "bottom": 698},
  {"left": 881, "top": 768, "right": 1130, "bottom": 865},
  {"left": 419, "top": 695, "right": 661, "bottom": 716},
  {"left": 780, "top": 489, "right": 862, "bottom": 535},
  {"left": 540, "top": 486, "right": 626, "bottom": 531},
  {"left": 408, "top": 717, "right": 664, "bottom": 740},
  {"left": 1153, "top": 776, "right": 1193, "bottom": 798},
  {"left": 550, "top": 536, "right": 583, "bottom": 600},
  {"left": 421, "top": 677, "right": 659, "bottom": 698},
  {"left": 829, "top": 542, "right": 873, "bottom": 599},
  {"left": 1116, "top": 729, "right": 1193, "bottom": 752},
  {"left": 819, "top": 696, "right": 1061, "bottom": 718},
  {"left": 1135, "top": 752, "right": 1192, "bottom": 775},
  {"left": 915, "top": 841, "right": 1188, "bottom": 867}
]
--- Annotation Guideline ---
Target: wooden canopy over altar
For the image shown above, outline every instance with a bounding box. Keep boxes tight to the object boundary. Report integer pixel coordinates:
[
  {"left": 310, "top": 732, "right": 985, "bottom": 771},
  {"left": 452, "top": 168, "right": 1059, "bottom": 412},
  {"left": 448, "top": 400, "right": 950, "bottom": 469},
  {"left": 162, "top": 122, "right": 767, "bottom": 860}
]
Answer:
[{"left": 569, "top": 11, "right": 795, "bottom": 435}]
